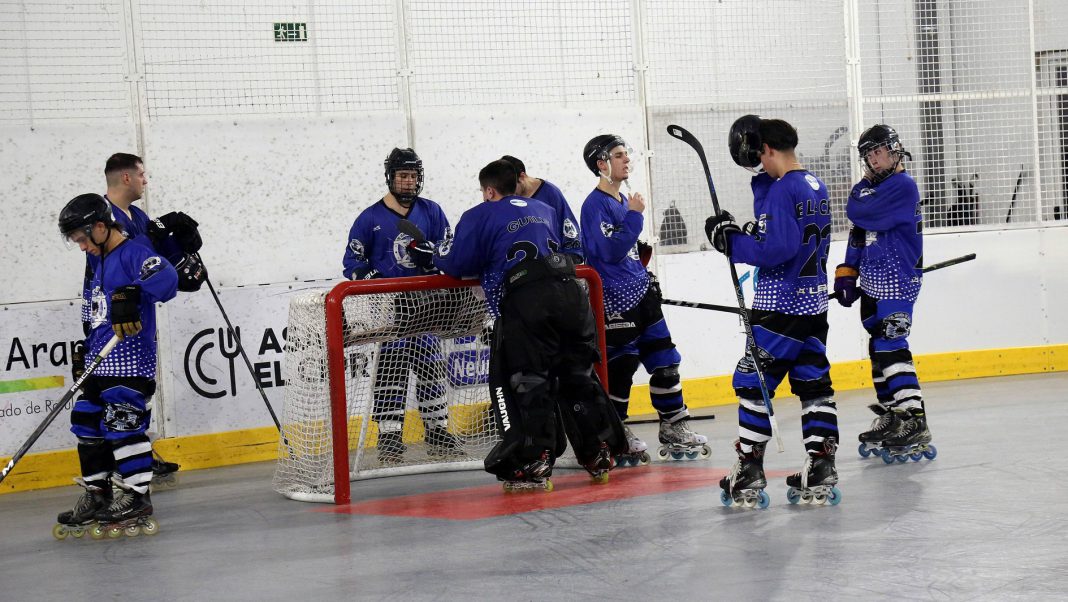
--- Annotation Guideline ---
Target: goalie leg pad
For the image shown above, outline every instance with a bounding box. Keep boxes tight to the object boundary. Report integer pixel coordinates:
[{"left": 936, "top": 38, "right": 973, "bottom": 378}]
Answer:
[
  {"left": 556, "top": 369, "right": 628, "bottom": 462},
  {"left": 483, "top": 370, "right": 559, "bottom": 478}
]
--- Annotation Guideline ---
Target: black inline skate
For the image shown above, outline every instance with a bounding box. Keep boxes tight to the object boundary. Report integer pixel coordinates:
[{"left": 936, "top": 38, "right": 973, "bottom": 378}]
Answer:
[
  {"left": 151, "top": 450, "right": 180, "bottom": 489},
  {"left": 377, "top": 430, "right": 406, "bottom": 464},
  {"left": 53, "top": 478, "right": 111, "bottom": 540},
  {"left": 91, "top": 487, "right": 158, "bottom": 539},
  {"left": 581, "top": 441, "right": 615, "bottom": 485},
  {"left": 786, "top": 438, "right": 841, "bottom": 506},
  {"left": 879, "top": 407, "right": 936, "bottom": 464},
  {"left": 425, "top": 427, "right": 466, "bottom": 459},
  {"left": 719, "top": 441, "right": 769, "bottom": 509},
  {"left": 500, "top": 450, "right": 554, "bottom": 493}
]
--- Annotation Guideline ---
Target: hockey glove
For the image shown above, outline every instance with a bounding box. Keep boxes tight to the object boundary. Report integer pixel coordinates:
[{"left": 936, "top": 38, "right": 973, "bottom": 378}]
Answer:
[
  {"left": 705, "top": 211, "right": 741, "bottom": 256},
  {"left": 174, "top": 253, "right": 208, "bottom": 292},
  {"left": 110, "top": 285, "right": 143, "bottom": 339},
  {"left": 71, "top": 340, "right": 86, "bottom": 383},
  {"left": 148, "top": 211, "right": 203, "bottom": 253},
  {"left": 646, "top": 270, "right": 663, "bottom": 303},
  {"left": 637, "top": 240, "right": 653, "bottom": 267},
  {"left": 833, "top": 264, "right": 860, "bottom": 307},
  {"left": 407, "top": 240, "right": 435, "bottom": 269}
]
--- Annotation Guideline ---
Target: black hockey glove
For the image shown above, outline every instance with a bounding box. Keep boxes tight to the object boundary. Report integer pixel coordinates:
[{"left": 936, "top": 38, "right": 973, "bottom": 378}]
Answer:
[
  {"left": 705, "top": 211, "right": 741, "bottom": 256},
  {"left": 646, "top": 270, "right": 663, "bottom": 303},
  {"left": 174, "top": 253, "right": 208, "bottom": 292},
  {"left": 71, "top": 340, "right": 86, "bottom": 383},
  {"left": 637, "top": 240, "right": 653, "bottom": 267},
  {"left": 110, "top": 285, "right": 143, "bottom": 340},
  {"left": 148, "top": 211, "right": 203, "bottom": 253},
  {"left": 407, "top": 240, "right": 435, "bottom": 269}
]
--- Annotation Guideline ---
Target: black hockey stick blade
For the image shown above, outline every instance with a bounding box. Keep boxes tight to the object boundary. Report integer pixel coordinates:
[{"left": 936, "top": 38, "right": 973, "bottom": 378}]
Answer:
[
  {"left": 626, "top": 413, "right": 715, "bottom": 425},
  {"left": 666, "top": 124, "right": 723, "bottom": 214},
  {"left": 0, "top": 335, "right": 120, "bottom": 486},
  {"left": 662, "top": 298, "right": 745, "bottom": 316},
  {"left": 922, "top": 253, "right": 976, "bottom": 273},
  {"left": 397, "top": 218, "right": 427, "bottom": 243}
]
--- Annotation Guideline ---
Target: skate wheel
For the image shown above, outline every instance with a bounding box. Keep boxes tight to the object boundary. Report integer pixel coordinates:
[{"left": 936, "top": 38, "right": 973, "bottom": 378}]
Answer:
[
  {"left": 106, "top": 526, "right": 123, "bottom": 539},
  {"left": 670, "top": 451, "right": 684, "bottom": 461},
  {"left": 895, "top": 454, "right": 908, "bottom": 463},
  {"left": 923, "top": 445, "right": 937, "bottom": 460},
  {"left": 124, "top": 524, "right": 141, "bottom": 537},
  {"left": 591, "top": 472, "right": 609, "bottom": 485},
  {"left": 90, "top": 525, "right": 106, "bottom": 540},
  {"left": 699, "top": 445, "right": 712, "bottom": 460},
  {"left": 685, "top": 451, "right": 699, "bottom": 460},
  {"left": 910, "top": 452, "right": 924, "bottom": 462},
  {"left": 800, "top": 490, "right": 814, "bottom": 504},
  {"left": 719, "top": 490, "right": 733, "bottom": 507},
  {"left": 638, "top": 451, "right": 651, "bottom": 465},
  {"left": 786, "top": 488, "right": 801, "bottom": 505},
  {"left": 142, "top": 518, "right": 159, "bottom": 536},
  {"left": 543, "top": 479, "right": 554, "bottom": 493},
  {"left": 71, "top": 526, "right": 86, "bottom": 538},
  {"left": 656, "top": 447, "right": 669, "bottom": 461},
  {"left": 858, "top": 443, "right": 871, "bottom": 458},
  {"left": 757, "top": 490, "right": 770, "bottom": 509},
  {"left": 881, "top": 450, "right": 895, "bottom": 465},
  {"left": 828, "top": 487, "right": 842, "bottom": 506},
  {"left": 52, "top": 524, "right": 69, "bottom": 540}
]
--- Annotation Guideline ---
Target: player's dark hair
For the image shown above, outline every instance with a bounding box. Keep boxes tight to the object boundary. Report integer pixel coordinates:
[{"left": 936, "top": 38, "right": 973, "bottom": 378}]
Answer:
[
  {"left": 105, "top": 153, "right": 143, "bottom": 175},
  {"left": 479, "top": 160, "right": 518, "bottom": 196},
  {"left": 500, "top": 155, "right": 526, "bottom": 175},
  {"left": 758, "top": 119, "right": 798, "bottom": 152}
]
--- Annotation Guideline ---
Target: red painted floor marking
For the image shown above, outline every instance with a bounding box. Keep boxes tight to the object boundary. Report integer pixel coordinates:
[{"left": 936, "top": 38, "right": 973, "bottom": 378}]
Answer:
[{"left": 317, "top": 465, "right": 792, "bottom": 521}]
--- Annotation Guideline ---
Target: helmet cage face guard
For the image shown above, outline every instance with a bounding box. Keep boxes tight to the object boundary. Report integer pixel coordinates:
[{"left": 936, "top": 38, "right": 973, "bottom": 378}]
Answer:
[
  {"left": 592, "top": 137, "right": 633, "bottom": 183},
  {"left": 858, "top": 125, "right": 910, "bottom": 184},
  {"left": 384, "top": 149, "right": 424, "bottom": 205}
]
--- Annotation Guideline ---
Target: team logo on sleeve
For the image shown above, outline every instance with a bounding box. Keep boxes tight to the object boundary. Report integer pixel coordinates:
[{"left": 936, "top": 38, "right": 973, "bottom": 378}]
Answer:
[
  {"left": 805, "top": 174, "right": 821, "bottom": 190},
  {"left": 140, "top": 256, "right": 163, "bottom": 280},
  {"left": 349, "top": 238, "right": 366, "bottom": 260},
  {"left": 600, "top": 221, "right": 618, "bottom": 237},
  {"left": 393, "top": 233, "right": 416, "bottom": 268},
  {"left": 563, "top": 218, "right": 578, "bottom": 240}
]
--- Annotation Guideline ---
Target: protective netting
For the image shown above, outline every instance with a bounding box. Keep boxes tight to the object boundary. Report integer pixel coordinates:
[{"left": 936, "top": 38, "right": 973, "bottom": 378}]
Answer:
[{"left": 274, "top": 281, "right": 494, "bottom": 502}]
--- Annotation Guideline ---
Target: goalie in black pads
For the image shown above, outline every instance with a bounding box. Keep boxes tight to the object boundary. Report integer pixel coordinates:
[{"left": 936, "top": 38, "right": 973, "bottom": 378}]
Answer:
[
  {"left": 433, "top": 159, "right": 628, "bottom": 490},
  {"left": 341, "top": 148, "right": 463, "bottom": 463},
  {"left": 706, "top": 117, "right": 841, "bottom": 507}
]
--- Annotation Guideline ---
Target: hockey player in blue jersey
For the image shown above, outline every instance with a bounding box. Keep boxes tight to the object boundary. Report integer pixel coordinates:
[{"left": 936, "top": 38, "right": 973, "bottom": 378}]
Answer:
[
  {"left": 341, "top": 148, "right": 463, "bottom": 462},
  {"left": 706, "top": 117, "right": 840, "bottom": 506},
  {"left": 580, "top": 134, "right": 709, "bottom": 463},
  {"left": 432, "top": 159, "right": 626, "bottom": 490},
  {"left": 833, "top": 125, "right": 934, "bottom": 463},
  {"left": 499, "top": 155, "right": 583, "bottom": 262},
  {"left": 56, "top": 193, "right": 178, "bottom": 536}
]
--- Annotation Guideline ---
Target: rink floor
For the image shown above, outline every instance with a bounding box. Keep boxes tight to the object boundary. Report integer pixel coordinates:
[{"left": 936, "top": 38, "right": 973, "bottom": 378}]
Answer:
[{"left": 2, "top": 372, "right": 1066, "bottom": 601}]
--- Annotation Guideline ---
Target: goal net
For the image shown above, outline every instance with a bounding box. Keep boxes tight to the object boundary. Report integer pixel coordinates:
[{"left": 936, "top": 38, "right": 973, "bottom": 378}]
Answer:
[{"left": 274, "top": 269, "right": 607, "bottom": 504}]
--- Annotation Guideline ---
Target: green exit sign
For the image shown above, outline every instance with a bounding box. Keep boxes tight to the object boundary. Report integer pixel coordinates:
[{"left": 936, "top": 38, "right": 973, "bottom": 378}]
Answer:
[{"left": 274, "top": 22, "right": 308, "bottom": 42}]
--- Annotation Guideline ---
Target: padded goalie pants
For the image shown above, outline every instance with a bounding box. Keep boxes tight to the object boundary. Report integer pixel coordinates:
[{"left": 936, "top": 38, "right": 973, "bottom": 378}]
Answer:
[
  {"left": 484, "top": 273, "right": 625, "bottom": 479},
  {"left": 69, "top": 376, "right": 155, "bottom": 494}
]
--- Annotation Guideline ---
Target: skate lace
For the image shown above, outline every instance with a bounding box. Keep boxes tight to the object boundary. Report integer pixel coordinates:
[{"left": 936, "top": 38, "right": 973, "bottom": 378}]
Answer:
[
  {"left": 800, "top": 456, "right": 813, "bottom": 489},
  {"left": 106, "top": 492, "right": 134, "bottom": 513},
  {"left": 726, "top": 459, "right": 743, "bottom": 491}
]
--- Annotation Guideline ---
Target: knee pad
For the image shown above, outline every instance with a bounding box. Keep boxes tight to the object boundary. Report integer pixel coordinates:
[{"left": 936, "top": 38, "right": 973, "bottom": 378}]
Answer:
[
  {"left": 607, "top": 355, "right": 640, "bottom": 399},
  {"left": 76, "top": 436, "right": 107, "bottom": 447},
  {"left": 801, "top": 396, "right": 836, "bottom": 410},
  {"left": 649, "top": 365, "right": 681, "bottom": 389}
]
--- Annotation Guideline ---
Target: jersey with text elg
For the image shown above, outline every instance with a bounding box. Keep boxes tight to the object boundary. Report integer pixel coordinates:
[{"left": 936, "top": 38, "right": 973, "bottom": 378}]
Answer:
[{"left": 729, "top": 171, "right": 831, "bottom": 316}]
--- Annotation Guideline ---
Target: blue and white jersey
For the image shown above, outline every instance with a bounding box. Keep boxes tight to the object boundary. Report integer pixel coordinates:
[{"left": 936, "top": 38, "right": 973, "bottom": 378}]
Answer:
[
  {"left": 579, "top": 188, "right": 648, "bottom": 314},
  {"left": 844, "top": 171, "right": 923, "bottom": 301},
  {"left": 434, "top": 195, "right": 562, "bottom": 315},
  {"left": 342, "top": 197, "right": 451, "bottom": 280},
  {"left": 530, "top": 179, "right": 583, "bottom": 261},
  {"left": 81, "top": 240, "right": 178, "bottom": 378},
  {"left": 730, "top": 171, "right": 831, "bottom": 316}
]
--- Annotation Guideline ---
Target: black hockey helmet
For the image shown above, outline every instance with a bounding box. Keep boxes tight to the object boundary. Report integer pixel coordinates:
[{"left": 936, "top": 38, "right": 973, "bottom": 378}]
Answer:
[
  {"left": 729, "top": 115, "right": 763, "bottom": 170},
  {"left": 58, "top": 193, "right": 114, "bottom": 247},
  {"left": 384, "top": 147, "right": 423, "bottom": 206},
  {"left": 583, "top": 134, "right": 628, "bottom": 177},
  {"left": 858, "top": 124, "right": 912, "bottom": 184}
]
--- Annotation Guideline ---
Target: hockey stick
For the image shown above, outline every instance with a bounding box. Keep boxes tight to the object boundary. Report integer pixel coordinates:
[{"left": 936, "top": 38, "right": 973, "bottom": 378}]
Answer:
[
  {"left": 626, "top": 413, "right": 715, "bottom": 426},
  {"left": 662, "top": 298, "right": 745, "bottom": 316},
  {"left": 826, "top": 253, "right": 976, "bottom": 300},
  {"left": 666, "top": 124, "right": 783, "bottom": 453},
  {"left": 204, "top": 274, "right": 292, "bottom": 455},
  {"left": 0, "top": 335, "right": 120, "bottom": 486},
  {"left": 1005, "top": 166, "right": 1024, "bottom": 223},
  {"left": 397, "top": 218, "right": 426, "bottom": 243}
]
